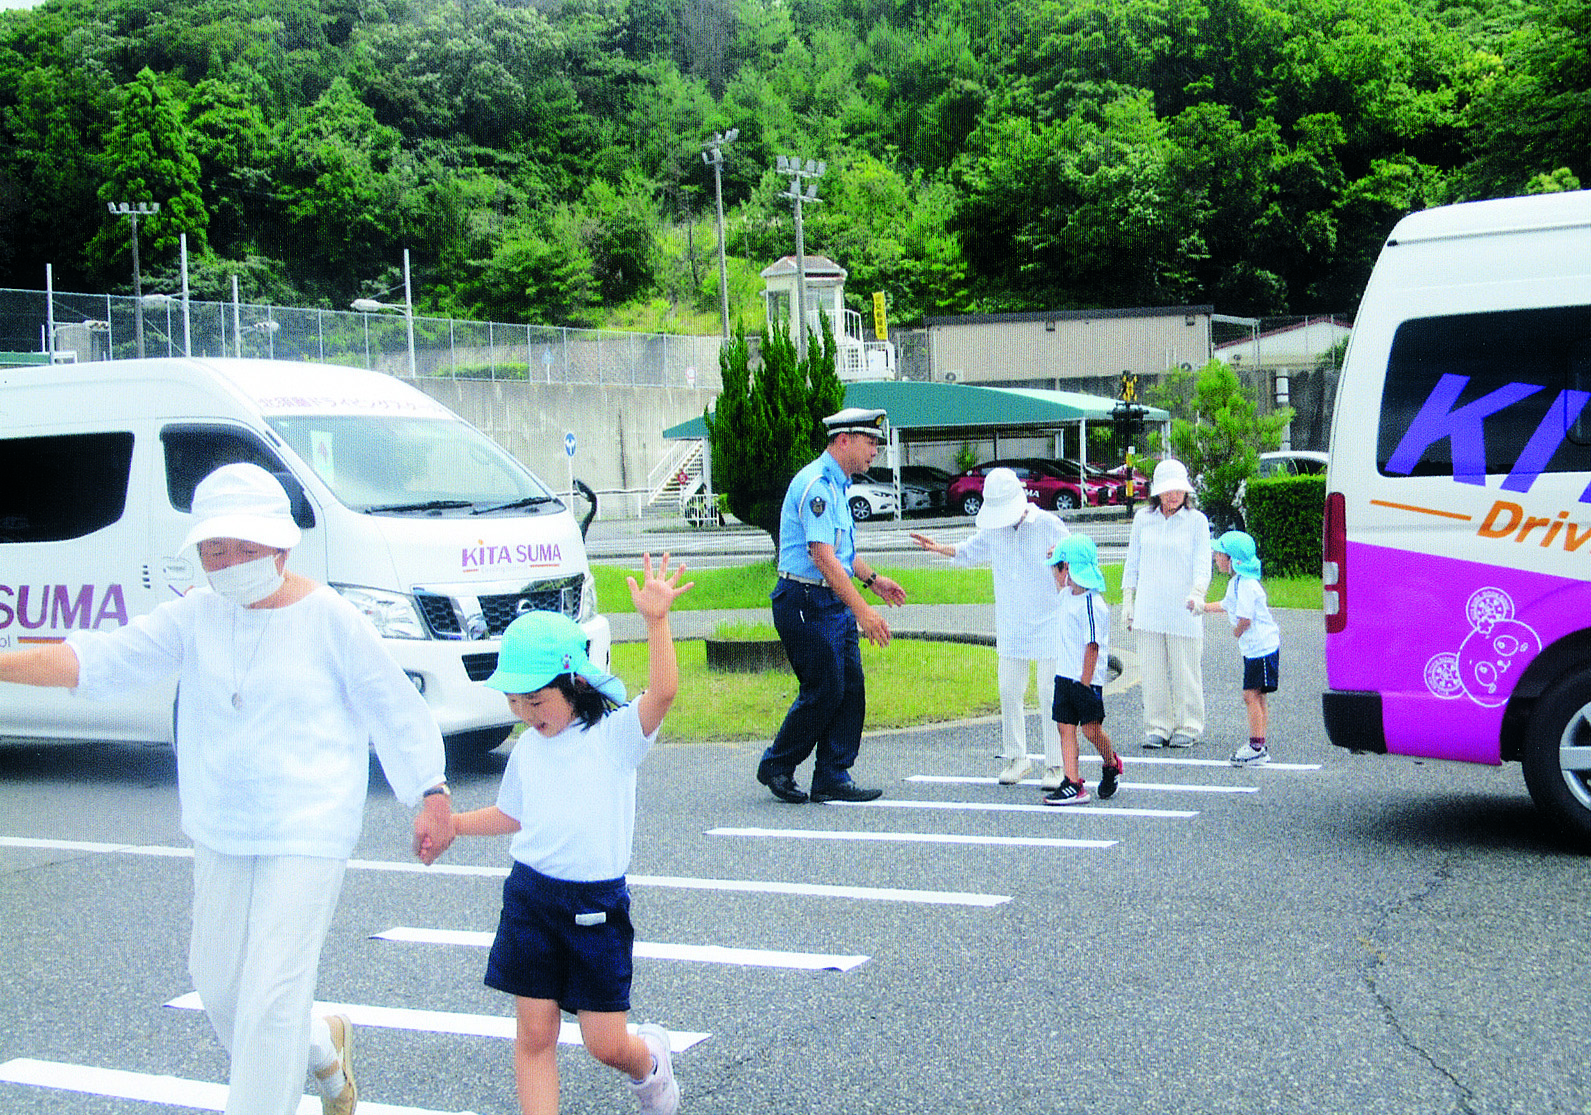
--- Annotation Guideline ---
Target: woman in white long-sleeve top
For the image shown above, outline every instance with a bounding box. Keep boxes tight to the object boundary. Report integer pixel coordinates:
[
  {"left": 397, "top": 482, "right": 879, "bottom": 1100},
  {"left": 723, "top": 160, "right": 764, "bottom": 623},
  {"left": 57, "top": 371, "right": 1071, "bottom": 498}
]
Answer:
[
  {"left": 912, "top": 468, "right": 1070, "bottom": 787},
  {"left": 1120, "top": 459, "right": 1212, "bottom": 749},
  {"left": 0, "top": 463, "right": 455, "bottom": 1115}
]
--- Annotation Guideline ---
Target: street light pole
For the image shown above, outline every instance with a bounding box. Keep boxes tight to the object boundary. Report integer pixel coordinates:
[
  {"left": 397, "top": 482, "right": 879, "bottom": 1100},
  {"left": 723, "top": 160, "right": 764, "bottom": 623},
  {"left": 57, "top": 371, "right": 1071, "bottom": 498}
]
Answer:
[
  {"left": 775, "top": 156, "right": 825, "bottom": 363},
  {"left": 701, "top": 128, "right": 739, "bottom": 339},
  {"left": 402, "top": 247, "right": 416, "bottom": 378},
  {"left": 352, "top": 248, "right": 417, "bottom": 376},
  {"left": 108, "top": 201, "right": 160, "bottom": 358}
]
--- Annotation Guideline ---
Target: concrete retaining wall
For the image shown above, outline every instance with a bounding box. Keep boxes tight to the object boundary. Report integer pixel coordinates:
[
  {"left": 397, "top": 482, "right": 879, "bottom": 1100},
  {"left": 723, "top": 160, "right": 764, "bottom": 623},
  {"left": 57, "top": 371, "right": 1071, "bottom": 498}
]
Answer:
[{"left": 410, "top": 378, "right": 718, "bottom": 513}]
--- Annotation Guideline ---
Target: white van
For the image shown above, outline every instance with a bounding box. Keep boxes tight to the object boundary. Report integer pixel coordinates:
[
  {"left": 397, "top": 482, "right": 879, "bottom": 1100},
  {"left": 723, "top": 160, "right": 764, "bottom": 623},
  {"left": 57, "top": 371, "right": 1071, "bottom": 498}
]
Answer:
[
  {"left": 0, "top": 356, "right": 610, "bottom": 758},
  {"left": 1322, "top": 190, "right": 1591, "bottom": 838}
]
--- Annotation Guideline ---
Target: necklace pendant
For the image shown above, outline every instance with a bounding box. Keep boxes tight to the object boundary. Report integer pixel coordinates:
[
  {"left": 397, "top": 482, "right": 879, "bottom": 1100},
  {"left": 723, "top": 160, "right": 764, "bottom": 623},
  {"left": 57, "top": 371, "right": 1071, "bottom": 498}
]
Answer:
[{"left": 232, "top": 692, "right": 243, "bottom": 711}]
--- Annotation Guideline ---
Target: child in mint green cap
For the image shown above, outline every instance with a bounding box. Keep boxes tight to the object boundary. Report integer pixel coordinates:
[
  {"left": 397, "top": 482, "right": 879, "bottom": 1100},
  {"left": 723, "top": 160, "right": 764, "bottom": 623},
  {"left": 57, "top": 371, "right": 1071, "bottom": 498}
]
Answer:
[
  {"left": 1042, "top": 534, "right": 1124, "bottom": 805},
  {"left": 441, "top": 553, "right": 692, "bottom": 1115},
  {"left": 1193, "top": 530, "right": 1279, "bottom": 766}
]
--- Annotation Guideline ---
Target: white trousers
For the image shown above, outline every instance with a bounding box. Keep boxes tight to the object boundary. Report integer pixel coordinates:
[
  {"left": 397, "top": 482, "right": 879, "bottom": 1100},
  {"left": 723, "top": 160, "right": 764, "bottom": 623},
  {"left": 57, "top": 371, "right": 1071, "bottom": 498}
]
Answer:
[
  {"left": 1136, "top": 629, "right": 1205, "bottom": 742},
  {"left": 190, "top": 844, "right": 347, "bottom": 1115},
  {"left": 997, "top": 655, "right": 1062, "bottom": 766}
]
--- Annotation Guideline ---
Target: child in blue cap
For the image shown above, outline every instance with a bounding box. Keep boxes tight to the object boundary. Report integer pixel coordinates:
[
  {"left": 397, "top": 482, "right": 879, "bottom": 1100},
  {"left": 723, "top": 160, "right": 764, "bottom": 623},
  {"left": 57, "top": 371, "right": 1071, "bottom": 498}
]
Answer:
[
  {"left": 1193, "top": 530, "right": 1279, "bottom": 765},
  {"left": 438, "top": 553, "right": 692, "bottom": 1115},
  {"left": 1042, "top": 535, "right": 1124, "bottom": 805}
]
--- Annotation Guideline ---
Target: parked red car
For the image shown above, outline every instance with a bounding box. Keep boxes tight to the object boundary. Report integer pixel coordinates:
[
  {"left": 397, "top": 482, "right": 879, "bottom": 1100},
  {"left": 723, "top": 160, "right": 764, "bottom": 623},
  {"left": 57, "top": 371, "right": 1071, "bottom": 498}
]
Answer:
[
  {"left": 947, "top": 460, "right": 1091, "bottom": 516},
  {"left": 1094, "top": 462, "right": 1150, "bottom": 502}
]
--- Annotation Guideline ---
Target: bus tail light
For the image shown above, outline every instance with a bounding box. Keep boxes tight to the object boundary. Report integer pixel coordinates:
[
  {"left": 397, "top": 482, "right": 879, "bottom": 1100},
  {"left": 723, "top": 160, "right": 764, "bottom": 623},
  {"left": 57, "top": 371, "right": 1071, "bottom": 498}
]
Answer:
[{"left": 1323, "top": 491, "right": 1346, "bottom": 633}]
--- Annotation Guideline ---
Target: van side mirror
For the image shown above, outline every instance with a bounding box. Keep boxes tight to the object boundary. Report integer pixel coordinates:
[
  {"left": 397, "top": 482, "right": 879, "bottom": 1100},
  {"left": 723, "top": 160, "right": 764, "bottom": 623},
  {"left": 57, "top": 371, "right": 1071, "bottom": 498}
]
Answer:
[
  {"left": 572, "top": 478, "right": 597, "bottom": 540},
  {"left": 271, "top": 471, "right": 318, "bottom": 531}
]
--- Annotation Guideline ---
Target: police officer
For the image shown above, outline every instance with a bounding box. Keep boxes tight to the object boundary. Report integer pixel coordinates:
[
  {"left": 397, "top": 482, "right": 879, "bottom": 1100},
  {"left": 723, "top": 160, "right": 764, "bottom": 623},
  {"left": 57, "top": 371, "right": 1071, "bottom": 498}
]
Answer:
[{"left": 756, "top": 407, "right": 907, "bottom": 804}]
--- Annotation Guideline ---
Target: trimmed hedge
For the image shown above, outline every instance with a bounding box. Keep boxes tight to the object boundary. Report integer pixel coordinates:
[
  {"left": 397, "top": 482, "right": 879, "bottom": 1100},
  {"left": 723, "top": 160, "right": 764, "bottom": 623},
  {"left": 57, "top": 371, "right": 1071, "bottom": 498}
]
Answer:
[{"left": 1245, "top": 475, "right": 1325, "bottom": 576}]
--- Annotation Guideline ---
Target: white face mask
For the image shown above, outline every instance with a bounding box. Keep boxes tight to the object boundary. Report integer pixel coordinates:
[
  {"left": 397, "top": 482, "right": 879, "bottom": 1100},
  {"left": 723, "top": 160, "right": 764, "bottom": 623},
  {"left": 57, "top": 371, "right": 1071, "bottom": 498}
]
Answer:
[{"left": 207, "top": 553, "right": 284, "bottom": 606}]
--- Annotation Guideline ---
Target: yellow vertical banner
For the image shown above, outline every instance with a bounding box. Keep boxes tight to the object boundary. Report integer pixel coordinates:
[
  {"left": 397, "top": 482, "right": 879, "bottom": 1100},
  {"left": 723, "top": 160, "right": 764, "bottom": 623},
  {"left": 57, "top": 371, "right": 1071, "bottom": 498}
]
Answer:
[{"left": 872, "top": 291, "right": 887, "bottom": 341}]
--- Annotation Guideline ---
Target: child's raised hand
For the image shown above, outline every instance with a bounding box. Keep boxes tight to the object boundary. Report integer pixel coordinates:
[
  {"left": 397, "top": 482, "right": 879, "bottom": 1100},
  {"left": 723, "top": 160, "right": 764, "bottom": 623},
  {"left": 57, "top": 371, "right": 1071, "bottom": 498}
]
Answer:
[{"left": 626, "top": 552, "right": 694, "bottom": 621}]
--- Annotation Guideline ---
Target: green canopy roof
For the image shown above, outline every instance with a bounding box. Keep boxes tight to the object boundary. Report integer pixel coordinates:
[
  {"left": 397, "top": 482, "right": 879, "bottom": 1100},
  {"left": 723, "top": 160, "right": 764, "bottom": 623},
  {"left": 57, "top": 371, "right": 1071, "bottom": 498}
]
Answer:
[{"left": 662, "top": 380, "right": 1167, "bottom": 440}]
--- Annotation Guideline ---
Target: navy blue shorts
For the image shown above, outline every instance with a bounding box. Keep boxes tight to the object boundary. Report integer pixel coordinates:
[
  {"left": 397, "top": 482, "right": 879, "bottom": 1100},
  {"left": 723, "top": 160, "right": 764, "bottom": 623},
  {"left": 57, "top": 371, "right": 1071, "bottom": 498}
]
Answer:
[
  {"left": 1051, "top": 676, "right": 1105, "bottom": 726},
  {"left": 1243, "top": 650, "right": 1280, "bottom": 694},
  {"left": 485, "top": 863, "right": 634, "bottom": 1013}
]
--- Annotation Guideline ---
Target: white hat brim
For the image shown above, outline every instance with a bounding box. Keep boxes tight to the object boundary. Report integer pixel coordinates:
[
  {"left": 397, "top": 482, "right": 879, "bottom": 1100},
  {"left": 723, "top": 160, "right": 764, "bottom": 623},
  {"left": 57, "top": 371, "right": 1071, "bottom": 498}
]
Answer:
[
  {"left": 182, "top": 513, "right": 302, "bottom": 552},
  {"left": 976, "top": 490, "right": 1028, "bottom": 529}
]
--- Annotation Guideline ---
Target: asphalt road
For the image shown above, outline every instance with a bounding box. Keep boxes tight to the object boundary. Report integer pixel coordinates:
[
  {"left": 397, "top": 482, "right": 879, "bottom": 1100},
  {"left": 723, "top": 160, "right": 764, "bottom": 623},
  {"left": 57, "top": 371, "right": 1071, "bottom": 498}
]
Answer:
[{"left": 4, "top": 604, "right": 1590, "bottom": 1115}]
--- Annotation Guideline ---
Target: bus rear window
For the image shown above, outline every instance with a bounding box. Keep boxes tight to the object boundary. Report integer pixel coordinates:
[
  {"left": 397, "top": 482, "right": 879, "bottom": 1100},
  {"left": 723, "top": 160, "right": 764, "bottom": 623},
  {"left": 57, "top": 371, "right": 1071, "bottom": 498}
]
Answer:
[
  {"left": 0, "top": 432, "right": 135, "bottom": 542},
  {"left": 1378, "top": 305, "right": 1591, "bottom": 479}
]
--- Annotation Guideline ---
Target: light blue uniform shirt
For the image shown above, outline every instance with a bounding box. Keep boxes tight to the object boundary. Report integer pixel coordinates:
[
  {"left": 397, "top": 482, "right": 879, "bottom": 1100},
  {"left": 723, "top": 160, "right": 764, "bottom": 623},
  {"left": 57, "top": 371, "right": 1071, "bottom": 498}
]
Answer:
[{"left": 777, "top": 451, "right": 855, "bottom": 580}]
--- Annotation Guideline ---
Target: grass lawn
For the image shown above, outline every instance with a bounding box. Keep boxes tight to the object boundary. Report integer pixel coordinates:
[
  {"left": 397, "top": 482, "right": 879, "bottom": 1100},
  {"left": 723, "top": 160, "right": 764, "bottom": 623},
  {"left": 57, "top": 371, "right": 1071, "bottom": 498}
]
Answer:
[
  {"left": 594, "top": 560, "right": 1323, "bottom": 612},
  {"left": 609, "top": 637, "right": 1005, "bottom": 743},
  {"left": 587, "top": 559, "right": 1320, "bottom": 742}
]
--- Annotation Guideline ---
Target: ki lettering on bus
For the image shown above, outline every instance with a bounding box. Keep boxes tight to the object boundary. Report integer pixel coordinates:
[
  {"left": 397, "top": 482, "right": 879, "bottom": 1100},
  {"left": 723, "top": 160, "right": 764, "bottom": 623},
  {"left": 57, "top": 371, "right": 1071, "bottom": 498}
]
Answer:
[{"left": 1385, "top": 374, "right": 1591, "bottom": 552}]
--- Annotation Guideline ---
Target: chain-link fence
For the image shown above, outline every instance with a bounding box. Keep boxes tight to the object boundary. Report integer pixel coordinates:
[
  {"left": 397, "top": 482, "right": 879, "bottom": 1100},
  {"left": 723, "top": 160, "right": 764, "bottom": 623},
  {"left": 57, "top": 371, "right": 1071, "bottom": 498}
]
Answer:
[{"left": 1, "top": 287, "right": 724, "bottom": 390}]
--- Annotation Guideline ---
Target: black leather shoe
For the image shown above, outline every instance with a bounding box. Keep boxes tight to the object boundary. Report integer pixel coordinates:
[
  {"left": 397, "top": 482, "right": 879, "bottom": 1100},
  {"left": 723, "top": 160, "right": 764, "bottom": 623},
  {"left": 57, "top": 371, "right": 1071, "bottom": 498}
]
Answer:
[
  {"left": 759, "top": 772, "right": 808, "bottom": 804},
  {"left": 810, "top": 782, "right": 883, "bottom": 803}
]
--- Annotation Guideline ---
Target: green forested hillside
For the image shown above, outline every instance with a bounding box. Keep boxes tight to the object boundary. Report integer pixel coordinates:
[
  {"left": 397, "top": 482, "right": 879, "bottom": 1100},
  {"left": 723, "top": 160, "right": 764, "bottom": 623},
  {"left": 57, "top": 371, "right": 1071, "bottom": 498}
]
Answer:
[{"left": 0, "top": 0, "right": 1583, "bottom": 329}]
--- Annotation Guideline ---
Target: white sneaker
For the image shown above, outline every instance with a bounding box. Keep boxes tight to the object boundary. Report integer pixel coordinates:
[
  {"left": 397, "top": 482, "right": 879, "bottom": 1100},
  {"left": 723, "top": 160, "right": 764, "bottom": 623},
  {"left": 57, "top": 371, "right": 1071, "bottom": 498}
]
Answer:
[
  {"left": 997, "top": 756, "right": 1035, "bottom": 784},
  {"left": 1040, "top": 765, "right": 1065, "bottom": 790},
  {"left": 1231, "top": 743, "right": 1270, "bottom": 766},
  {"left": 632, "top": 1023, "right": 679, "bottom": 1115}
]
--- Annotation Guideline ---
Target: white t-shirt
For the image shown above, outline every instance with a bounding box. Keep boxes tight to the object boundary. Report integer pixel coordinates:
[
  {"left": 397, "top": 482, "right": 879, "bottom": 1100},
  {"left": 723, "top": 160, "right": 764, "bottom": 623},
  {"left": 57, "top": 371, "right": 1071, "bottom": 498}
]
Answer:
[
  {"left": 1222, "top": 576, "right": 1280, "bottom": 658},
  {"left": 1054, "top": 588, "right": 1110, "bottom": 687},
  {"left": 950, "top": 508, "right": 1069, "bottom": 659},
  {"left": 67, "top": 586, "right": 446, "bottom": 859},
  {"left": 1121, "top": 504, "right": 1212, "bottom": 637},
  {"left": 497, "top": 700, "right": 659, "bottom": 881}
]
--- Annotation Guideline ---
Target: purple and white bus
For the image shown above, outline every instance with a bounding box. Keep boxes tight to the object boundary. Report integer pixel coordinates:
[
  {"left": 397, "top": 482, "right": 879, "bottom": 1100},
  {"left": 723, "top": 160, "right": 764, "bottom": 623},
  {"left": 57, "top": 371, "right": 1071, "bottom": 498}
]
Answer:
[{"left": 1323, "top": 190, "right": 1591, "bottom": 840}]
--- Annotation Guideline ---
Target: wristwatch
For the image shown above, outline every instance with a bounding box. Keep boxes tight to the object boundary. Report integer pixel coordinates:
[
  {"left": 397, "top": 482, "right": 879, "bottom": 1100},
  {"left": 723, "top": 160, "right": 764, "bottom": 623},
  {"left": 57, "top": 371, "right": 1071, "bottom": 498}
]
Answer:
[
  {"left": 861, "top": 572, "right": 878, "bottom": 589},
  {"left": 423, "top": 783, "right": 451, "bottom": 798}
]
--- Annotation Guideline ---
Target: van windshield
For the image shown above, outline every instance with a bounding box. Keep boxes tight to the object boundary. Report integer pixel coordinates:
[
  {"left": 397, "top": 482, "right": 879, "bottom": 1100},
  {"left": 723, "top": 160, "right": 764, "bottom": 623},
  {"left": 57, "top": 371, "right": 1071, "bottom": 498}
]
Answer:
[{"left": 266, "top": 415, "right": 559, "bottom": 515}]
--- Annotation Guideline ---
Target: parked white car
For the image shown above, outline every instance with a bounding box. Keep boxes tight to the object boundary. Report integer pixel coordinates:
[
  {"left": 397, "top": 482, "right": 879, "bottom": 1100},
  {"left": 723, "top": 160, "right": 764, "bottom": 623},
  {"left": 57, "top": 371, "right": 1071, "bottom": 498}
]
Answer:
[
  {"left": 1233, "top": 450, "right": 1330, "bottom": 529},
  {"left": 1256, "top": 450, "right": 1329, "bottom": 478},
  {"left": 848, "top": 473, "right": 899, "bottom": 521}
]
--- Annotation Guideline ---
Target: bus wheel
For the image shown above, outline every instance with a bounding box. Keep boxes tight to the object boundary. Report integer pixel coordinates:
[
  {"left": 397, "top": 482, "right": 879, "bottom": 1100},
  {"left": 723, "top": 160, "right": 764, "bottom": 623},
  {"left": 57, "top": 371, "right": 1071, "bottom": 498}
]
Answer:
[{"left": 1522, "top": 669, "right": 1591, "bottom": 844}]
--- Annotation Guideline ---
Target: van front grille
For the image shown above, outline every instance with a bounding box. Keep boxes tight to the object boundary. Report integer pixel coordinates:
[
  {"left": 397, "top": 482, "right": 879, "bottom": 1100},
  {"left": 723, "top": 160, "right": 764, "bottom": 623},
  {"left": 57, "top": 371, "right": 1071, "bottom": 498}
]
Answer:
[
  {"left": 414, "top": 573, "right": 585, "bottom": 640},
  {"left": 462, "top": 653, "right": 498, "bottom": 681}
]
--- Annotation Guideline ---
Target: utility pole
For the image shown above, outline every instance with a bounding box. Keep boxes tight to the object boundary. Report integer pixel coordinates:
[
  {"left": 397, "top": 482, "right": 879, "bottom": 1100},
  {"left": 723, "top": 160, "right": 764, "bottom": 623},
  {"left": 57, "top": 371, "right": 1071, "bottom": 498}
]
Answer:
[
  {"left": 108, "top": 201, "right": 160, "bottom": 358},
  {"left": 775, "top": 155, "right": 825, "bottom": 363},
  {"left": 701, "top": 128, "right": 739, "bottom": 339}
]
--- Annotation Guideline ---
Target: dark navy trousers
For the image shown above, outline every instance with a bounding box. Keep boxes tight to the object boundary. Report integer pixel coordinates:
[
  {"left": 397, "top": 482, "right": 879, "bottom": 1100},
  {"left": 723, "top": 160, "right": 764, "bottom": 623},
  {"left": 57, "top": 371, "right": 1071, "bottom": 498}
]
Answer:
[{"left": 759, "top": 579, "right": 866, "bottom": 791}]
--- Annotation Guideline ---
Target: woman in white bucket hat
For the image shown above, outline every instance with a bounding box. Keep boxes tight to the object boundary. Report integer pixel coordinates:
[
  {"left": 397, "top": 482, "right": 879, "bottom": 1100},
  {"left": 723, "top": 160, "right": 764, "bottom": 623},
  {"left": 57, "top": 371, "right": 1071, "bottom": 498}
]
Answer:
[
  {"left": 913, "top": 467, "right": 1072, "bottom": 787},
  {"left": 0, "top": 462, "right": 455, "bottom": 1115},
  {"left": 1121, "top": 458, "right": 1212, "bottom": 749}
]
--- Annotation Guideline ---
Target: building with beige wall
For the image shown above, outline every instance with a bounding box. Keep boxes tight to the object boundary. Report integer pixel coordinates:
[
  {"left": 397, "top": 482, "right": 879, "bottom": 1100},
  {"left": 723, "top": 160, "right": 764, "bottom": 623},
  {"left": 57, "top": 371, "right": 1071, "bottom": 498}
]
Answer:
[{"left": 925, "top": 305, "right": 1215, "bottom": 396}]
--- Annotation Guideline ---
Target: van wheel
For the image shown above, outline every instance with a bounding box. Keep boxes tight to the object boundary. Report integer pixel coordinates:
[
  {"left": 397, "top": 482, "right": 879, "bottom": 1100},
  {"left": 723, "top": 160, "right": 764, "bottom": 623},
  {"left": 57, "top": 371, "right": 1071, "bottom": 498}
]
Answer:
[
  {"left": 1522, "top": 668, "right": 1591, "bottom": 844},
  {"left": 445, "top": 726, "right": 513, "bottom": 762}
]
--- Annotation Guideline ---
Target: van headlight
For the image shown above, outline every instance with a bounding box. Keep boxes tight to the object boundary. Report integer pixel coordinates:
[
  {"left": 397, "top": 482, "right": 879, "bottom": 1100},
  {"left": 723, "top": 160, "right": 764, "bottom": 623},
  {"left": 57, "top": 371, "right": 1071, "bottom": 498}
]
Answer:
[
  {"left": 578, "top": 572, "right": 598, "bottom": 622},
  {"left": 331, "top": 584, "right": 429, "bottom": 639}
]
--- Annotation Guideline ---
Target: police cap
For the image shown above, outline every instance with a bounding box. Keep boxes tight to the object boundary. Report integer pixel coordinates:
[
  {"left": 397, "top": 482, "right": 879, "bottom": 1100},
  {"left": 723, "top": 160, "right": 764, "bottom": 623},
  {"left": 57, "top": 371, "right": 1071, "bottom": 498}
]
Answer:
[{"left": 823, "top": 407, "right": 889, "bottom": 442}]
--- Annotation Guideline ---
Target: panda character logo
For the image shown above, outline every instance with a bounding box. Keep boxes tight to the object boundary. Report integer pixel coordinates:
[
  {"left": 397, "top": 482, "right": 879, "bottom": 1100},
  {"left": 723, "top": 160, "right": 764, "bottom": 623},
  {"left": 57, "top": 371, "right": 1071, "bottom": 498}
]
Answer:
[{"left": 1423, "top": 587, "right": 1541, "bottom": 709}]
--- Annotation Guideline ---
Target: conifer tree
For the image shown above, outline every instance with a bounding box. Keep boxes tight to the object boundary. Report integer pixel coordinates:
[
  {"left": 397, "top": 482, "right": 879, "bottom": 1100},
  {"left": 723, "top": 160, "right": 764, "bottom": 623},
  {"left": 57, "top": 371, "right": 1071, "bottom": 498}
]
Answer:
[{"left": 705, "top": 314, "right": 843, "bottom": 542}]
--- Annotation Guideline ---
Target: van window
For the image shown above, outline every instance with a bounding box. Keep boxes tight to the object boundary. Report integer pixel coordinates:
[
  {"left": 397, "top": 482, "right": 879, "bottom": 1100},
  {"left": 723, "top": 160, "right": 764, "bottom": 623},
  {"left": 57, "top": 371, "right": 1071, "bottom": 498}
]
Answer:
[
  {"left": 266, "top": 415, "right": 552, "bottom": 513},
  {"left": 161, "top": 425, "right": 285, "bottom": 511},
  {"left": 1378, "top": 304, "right": 1591, "bottom": 479},
  {"left": 0, "top": 432, "right": 134, "bottom": 542}
]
